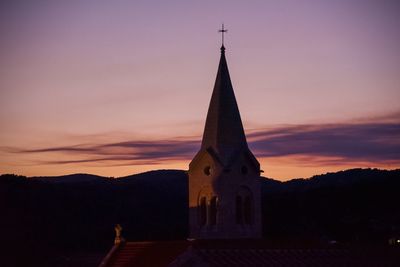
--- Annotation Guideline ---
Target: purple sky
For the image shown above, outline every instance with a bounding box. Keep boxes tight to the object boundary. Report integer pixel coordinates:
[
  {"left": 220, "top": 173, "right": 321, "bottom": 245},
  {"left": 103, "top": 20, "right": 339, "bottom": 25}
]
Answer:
[{"left": 1, "top": 0, "right": 399, "bottom": 180}]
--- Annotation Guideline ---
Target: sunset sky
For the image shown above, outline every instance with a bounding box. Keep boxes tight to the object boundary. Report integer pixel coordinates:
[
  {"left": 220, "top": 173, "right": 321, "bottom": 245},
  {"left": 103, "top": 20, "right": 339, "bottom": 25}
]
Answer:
[{"left": 1, "top": 0, "right": 399, "bottom": 180}]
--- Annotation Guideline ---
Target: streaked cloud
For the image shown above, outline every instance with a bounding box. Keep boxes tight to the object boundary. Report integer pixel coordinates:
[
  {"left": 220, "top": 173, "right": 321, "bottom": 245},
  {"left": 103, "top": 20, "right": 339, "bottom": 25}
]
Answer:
[
  {"left": 4, "top": 119, "right": 400, "bottom": 167},
  {"left": 7, "top": 140, "right": 200, "bottom": 166},
  {"left": 248, "top": 122, "right": 400, "bottom": 163}
]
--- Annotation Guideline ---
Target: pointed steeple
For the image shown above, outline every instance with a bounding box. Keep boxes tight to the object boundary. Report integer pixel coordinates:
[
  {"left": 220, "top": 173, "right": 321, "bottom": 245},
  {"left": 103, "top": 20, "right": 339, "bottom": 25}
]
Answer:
[{"left": 201, "top": 46, "right": 248, "bottom": 163}]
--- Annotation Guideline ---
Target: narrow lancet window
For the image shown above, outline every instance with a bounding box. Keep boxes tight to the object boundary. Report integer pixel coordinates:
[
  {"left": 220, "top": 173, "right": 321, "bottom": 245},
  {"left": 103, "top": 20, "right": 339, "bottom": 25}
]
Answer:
[
  {"left": 236, "top": 196, "right": 243, "bottom": 224},
  {"left": 209, "top": 197, "right": 217, "bottom": 225},
  {"left": 200, "top": 197, "right": 207, "bottom": 226},
  {"left": 244, "top": 196, "right": 252, "bottom": 225}
]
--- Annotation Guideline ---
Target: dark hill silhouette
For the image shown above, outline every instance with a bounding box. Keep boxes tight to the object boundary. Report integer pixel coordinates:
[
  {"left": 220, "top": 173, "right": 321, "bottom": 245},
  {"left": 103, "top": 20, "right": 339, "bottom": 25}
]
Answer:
[
  {"left": 1, "top": 168, "right": 399, "bottom": 266},
  {"left": 33, "top": 173, "right": 111, "bottom": 184},
  {"left": 261, "top": 168, "right": 400, "bottom": 246}
]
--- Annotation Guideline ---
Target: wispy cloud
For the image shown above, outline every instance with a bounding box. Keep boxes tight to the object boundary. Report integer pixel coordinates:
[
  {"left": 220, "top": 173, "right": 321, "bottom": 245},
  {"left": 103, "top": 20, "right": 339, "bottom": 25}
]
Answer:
[
  {"left": 248, "top": 122, "right": 400, "bottom": 163},
  {"left": 3, "top": 120, "right": 400, "bottom": 167},
  {"left": 6, "top": 140, "right": 200, "bottom": 166}
]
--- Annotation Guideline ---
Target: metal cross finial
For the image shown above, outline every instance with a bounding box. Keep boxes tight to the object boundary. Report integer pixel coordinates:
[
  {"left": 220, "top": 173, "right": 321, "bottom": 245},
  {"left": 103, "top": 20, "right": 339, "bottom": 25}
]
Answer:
[{"left": 218, "top": 23, "right": 228, "bottom": 46}]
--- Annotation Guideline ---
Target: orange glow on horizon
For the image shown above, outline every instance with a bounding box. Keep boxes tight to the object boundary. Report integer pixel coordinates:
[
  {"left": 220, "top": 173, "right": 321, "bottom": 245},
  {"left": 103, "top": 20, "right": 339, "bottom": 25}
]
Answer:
[
  {"left": 258, "top": 156, "right": 400, "bottom": 181},
  {"left": 2, "top": 155, "right": 398, "bottom": 182}
]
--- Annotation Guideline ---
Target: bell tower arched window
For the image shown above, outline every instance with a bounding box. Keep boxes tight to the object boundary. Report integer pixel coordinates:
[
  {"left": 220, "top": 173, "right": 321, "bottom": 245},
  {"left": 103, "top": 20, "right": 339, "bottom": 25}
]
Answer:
[
  {"left": 209, "top": 197, "right": 217, "bottom": 225},
  {"left": 236, "top": 196, "right": 243, "bottom": 224},
  {"left": 236, "top": 187, "right": 253, "bottom": 226},
  {"left": 244, "top": 196, "right": 252, "bottom": 225},
  {"left": 199, "top": 197, "right": 207, "bottom": 226}
]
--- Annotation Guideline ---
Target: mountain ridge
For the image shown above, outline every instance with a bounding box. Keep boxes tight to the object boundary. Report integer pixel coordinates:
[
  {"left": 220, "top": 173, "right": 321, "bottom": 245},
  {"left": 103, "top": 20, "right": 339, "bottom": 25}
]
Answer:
[
  {"left": 3, "top": 167, "right": 397, "bottom": 184},
  {"left": 1, "top": 168, "right": 399, "bottom": 266}
]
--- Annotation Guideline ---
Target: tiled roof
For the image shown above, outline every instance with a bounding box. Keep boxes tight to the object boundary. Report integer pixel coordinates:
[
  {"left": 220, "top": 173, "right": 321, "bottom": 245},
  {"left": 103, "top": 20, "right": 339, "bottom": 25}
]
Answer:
[
  {"left": 100, "top": 240, "right": 400, "bottom": 267},
  {"left": 100, "top": 241, "right": 190, "bottom": 267},
  {"left": 194, "top": 248, "right": 349, "bottom": 266}
]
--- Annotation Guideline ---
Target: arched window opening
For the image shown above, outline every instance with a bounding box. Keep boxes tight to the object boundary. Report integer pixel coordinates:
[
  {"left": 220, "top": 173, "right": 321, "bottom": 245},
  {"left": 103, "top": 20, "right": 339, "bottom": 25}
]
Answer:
[
  {"left": 244, "top": 196, "right": 252, "bottom": 225},
  {"left": 204, "top": 166, "right": 212, "bottom": 176},
  {"left": 209, "top": 197, "right": 217, "bottom": 225},
  {"left": 236, "top": 186, "right": 253, "bottom": 226},
  {"left": 236, "top": 196, "right": 243, "bottom": 224},
  {"left": 241, "top": 165, "right": 248, "bottom": 175},
  {"left": 200, "top": 197, "right": 207, "bottom": 226}
]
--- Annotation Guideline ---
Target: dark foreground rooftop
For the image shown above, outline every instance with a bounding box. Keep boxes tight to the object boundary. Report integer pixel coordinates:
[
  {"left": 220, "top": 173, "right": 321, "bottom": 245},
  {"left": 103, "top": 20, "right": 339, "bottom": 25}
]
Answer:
[{"left": 99, "top": 240, "right": 400, "bottom": 267}]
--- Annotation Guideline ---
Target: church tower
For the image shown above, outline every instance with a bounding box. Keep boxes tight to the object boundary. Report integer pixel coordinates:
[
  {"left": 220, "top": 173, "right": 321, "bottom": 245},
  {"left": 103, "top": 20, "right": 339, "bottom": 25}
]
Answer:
[{"left": 188, "top": 44, "right": 262, "bottom": 239}]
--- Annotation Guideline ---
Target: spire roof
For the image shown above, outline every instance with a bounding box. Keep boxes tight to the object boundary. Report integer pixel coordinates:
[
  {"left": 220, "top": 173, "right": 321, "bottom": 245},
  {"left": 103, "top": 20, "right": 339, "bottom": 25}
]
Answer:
[{"left": 200, "top": 46, "right": 248, "bottom": 163}]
